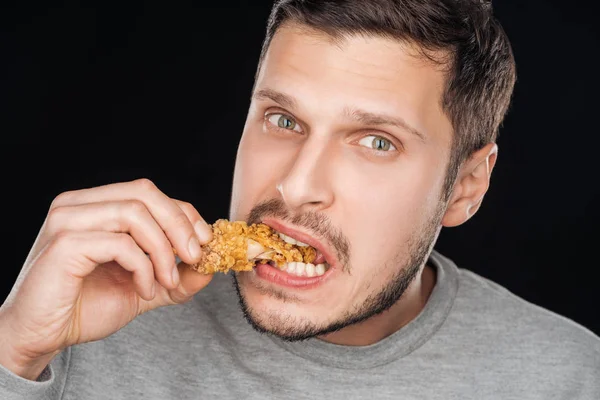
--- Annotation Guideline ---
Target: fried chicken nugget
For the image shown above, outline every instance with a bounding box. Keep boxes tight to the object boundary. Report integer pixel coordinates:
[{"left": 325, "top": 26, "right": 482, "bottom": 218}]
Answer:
[{"left": 181, "top": 219, "right": 317, "bottom": 274}]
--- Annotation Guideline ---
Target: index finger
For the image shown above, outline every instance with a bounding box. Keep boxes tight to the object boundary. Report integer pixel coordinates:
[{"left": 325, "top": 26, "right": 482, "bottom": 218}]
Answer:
[
  {"left": 174, "top": 199, "right": 213, "bottom": 245},
  {"left": 52, "top": 178, "right": 210, "bottom": 266}
]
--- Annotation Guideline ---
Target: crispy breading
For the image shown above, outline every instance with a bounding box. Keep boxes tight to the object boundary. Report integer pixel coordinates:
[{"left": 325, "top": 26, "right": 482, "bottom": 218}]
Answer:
[{"left": 183, "top": 219, "right": 317, "bottom": 274}]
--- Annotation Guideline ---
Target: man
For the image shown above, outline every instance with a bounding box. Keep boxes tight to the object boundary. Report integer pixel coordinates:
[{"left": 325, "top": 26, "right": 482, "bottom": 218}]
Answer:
[{"left": 1, "top": 0, "right": 598, "bottom": 398}]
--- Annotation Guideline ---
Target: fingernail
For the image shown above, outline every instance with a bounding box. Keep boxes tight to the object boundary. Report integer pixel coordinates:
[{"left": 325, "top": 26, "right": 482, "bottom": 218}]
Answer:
[
  {"left": 172, "top": 265, "right": 180, "bottom": 286},
  {"left": 194, "top": 221, "right": 212, "bottom": 244},
  {"left": 188, "top": 236, "right": 201, "bottom": 261}
]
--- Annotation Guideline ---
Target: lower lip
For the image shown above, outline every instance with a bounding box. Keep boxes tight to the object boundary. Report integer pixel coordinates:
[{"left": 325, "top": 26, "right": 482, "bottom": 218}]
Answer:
[{"left": 254, "top": 263, "right": 331, "bottom": 289}]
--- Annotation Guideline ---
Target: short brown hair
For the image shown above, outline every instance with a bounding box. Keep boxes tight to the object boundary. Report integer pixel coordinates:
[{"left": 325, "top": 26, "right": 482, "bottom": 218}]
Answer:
[{"left": 255, "top": 0, "right": 517, "bottom": 199}]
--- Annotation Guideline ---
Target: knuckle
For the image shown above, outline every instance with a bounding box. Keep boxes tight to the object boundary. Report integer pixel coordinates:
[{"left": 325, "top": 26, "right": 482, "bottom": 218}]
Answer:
[
  {"left": 148, "top": 238, "right": 174, "bottom": 264},
  {"left": 155, "top": 244, "right": 176, "bottom": 270},
  {"left": 51, "top": 230, "right": 77, "bottom": 249},
  {"left": 45, "top": 206, "right": 67, "bottom": 233},
  {"left": 148, "top": 241, "right": 176, "bottom": 275},
  {"left": 137, "top": 252, "right": 153, "bottom": 272},
  {"left": 133, "top": 178, "right": 157, "bottom": 192},
  {"left": 171, "top": 211, "right": 192, "bottom": 231},
  {"left": 124, "top": 199, "right": 148, "bottom": 217},
  {"left": 178, "top": 201, "right": 194, "bottom": 214},
  {"left": 50, "top": 190, "right": 74, "bottom": 210},
  {"left": 159, "top": 239, "right": 176, "bottom": 258},
  {"left": 115, "top": 232, "right": 136, "bottom": 249},
  {"left": 167, "top": 289, "right": 189, "bottom": 305}
]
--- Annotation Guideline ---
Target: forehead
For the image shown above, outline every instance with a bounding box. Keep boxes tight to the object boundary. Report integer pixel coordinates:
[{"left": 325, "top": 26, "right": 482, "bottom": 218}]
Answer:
[{"left": 255, "top": 24, "right": 453, "bottom": 143}]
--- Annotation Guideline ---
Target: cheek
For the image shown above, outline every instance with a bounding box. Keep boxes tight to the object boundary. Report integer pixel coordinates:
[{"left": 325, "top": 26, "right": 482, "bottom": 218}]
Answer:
[{"left": 335, "top": 157, "right": 440, "bottom": 269}]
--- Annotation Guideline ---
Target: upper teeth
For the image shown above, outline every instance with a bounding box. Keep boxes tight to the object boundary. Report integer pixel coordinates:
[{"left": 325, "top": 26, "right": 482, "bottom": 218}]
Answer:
[{"left": 278, "top": 232, "right": 309, "bottom": 247}]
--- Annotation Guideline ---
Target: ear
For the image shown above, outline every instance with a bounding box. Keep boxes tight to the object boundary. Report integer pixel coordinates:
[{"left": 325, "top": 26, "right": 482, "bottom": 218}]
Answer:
[{"left": 442, "top": 143, "right": 498, "bottom": 227}]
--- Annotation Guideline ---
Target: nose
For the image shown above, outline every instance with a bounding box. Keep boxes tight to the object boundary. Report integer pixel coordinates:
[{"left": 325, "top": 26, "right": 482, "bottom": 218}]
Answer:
[{"left": 276, "top": 137, "right": 334, "bottom": 213}]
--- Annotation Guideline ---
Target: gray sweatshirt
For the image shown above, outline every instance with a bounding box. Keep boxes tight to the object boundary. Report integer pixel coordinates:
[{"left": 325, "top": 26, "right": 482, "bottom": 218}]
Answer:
[{"left": 1, "top": 250, "right": 599, "bottom": 399}]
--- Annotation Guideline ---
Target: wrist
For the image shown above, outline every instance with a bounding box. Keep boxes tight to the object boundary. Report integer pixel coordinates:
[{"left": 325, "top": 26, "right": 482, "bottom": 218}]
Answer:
[
  {"left": 0, "top": 346, "right": 55, "bottom": 381},
  {"left": 0, "top": 311, "right": 57, "bottom": 381}
]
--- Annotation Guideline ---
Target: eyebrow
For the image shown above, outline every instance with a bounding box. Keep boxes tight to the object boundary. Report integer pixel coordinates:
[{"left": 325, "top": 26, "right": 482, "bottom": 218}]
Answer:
[
  {"left": 343, "top": 108, "right": 426, "bottom": 142},
  {"left": 253, "top": 88, "right": 426, "bottom": 142},
  {"left": 253, "top": 88, "right": 298, "bottom": 110}
]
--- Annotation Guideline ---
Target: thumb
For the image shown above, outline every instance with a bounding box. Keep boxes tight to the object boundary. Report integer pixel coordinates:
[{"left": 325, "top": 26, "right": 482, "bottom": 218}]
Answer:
[{"left": 140, "top": 262, "right": 213, "bottom": 312}]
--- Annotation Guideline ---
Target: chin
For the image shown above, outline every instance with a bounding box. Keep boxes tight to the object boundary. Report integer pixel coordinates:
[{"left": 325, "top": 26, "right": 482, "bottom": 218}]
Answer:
[
  {"left": 231, "top": 248, "right": 428, "bottom": 342},
  {"left": 231, "top": 271, "right": 342, "bottom": 341}
]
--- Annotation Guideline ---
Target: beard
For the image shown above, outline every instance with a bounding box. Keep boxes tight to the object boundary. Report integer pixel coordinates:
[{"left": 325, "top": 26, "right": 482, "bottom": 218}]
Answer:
[{"left": 231, "top": 198, "right": 445, "bottom": 342}]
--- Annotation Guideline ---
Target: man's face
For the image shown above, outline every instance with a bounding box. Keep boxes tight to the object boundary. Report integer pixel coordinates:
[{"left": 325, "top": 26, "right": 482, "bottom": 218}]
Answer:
[{"left": 229, "top": 24, "right": 454, "bottom": 340}]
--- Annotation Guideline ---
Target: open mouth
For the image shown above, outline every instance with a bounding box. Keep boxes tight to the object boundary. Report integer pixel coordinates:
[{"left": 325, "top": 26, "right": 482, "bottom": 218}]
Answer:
[
  {"left": 185, "top": 219, "right": 337, "bottom": 281},
  {"left": 262, "top": 229, "right": 331, "bottom": 277},
  {"left": 256, "top": 220, "right": 337, "bottom": 280}
]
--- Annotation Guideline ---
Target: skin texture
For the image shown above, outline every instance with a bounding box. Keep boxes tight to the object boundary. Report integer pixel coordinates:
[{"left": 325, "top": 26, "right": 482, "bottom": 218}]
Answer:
[
  {"left": 229, "top": 24, "right": 498, "bottom": 346},
  {"left": 0, "top": 22, "right": 498, "bottom": 382},
  {"left": 0, "top": 180, "right": 215, "bottom": 380}
]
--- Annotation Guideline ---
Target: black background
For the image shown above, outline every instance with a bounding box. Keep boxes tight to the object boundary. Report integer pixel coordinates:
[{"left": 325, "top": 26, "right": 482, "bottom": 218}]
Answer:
[{"left": 2, "top": 1, "right": 599, "bottom": 336}]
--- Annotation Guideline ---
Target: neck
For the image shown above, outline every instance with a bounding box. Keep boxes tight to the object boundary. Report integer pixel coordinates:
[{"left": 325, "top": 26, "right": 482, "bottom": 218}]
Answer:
[{"left": 317, "top": 264, "right": 436, "bottom": 346}]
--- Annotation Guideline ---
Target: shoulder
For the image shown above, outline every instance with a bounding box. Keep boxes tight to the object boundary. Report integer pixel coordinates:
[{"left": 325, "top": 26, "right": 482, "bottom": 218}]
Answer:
[
  {"left": 430, "top": 251, "right": 599, "bottom": 395},
  {"left": 451, "top": 258, "right": 599, "bottom": 369},
  {"left": 460, "top": 267, "right": 598, "bottom": 340},
  {"left": 433, "top": 251, "right": 599, "bottom": 370}
]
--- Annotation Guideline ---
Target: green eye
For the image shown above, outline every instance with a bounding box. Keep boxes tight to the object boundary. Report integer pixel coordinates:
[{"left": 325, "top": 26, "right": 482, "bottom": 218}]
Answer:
[
  {"left": 278, "top": 116, "right": 295, "bottom": 129},
  {"left": 267, "top": 113, "right": 301, "bottom": 132},
  {"left": 372, "top": 137, "right": 390, "bottom": 151},
  {"left": 358, "top": 135, "right": 396, "bottom": 152}
]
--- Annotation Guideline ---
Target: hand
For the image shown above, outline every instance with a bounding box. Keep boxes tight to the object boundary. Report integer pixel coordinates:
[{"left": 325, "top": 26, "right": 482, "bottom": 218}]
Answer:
[{"left": 0, "top": 179, "right": 214, "bottom": 380}]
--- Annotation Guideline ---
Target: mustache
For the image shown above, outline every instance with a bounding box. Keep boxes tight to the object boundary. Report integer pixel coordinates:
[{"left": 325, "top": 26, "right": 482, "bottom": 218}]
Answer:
[{"left": 246, "top": 198, "right": 351, "bottom": 269}]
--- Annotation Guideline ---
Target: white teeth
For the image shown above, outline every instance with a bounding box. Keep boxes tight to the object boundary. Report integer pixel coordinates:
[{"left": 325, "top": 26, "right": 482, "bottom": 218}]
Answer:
[
  {"left": 295, "top": 262, "right": 306, "bottom": 276},
  {"left": 274, "top": 261, "right": 329, "bottom": 277},
  {"left": 278, "top": 232, "right": 309, "bottom": 247},
  {"left": 315, "top": 264, "right": 325, "bottom": 276},
  {"left": 286, "top": 262, "right": 296, "bottom": 274},
  {"left": 278, "top": 232, "right": 296, "bottom": 245}
]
